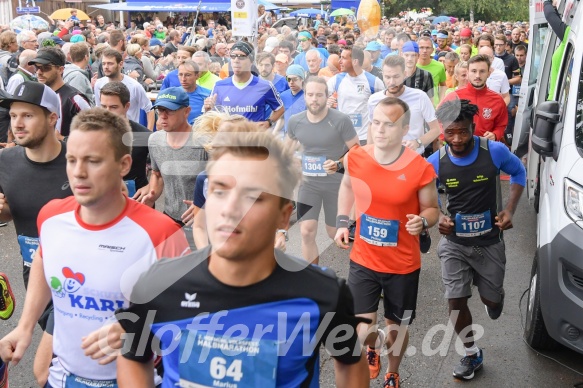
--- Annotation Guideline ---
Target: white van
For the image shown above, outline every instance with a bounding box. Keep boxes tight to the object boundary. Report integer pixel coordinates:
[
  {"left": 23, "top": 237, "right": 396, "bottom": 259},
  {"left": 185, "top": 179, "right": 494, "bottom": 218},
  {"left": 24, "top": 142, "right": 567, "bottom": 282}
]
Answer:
[{"left": 512, "top": 0, "right": 583, "bottom": 352}]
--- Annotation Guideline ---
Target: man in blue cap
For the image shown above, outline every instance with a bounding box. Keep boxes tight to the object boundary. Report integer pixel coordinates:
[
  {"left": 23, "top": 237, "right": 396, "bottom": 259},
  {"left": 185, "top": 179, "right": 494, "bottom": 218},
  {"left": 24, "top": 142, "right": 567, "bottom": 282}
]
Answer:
[
  {"left": 365, "top": 41, "right": 383, "bottom": 68},
  {"left": 273, "top": 64, "right": 306, "bottom": 138},
  {"left": 134, "top": 86, "right": 207, "bottom": 248},
  {"left": 293, "top": 31, "right": 329, "bottom": 72}
]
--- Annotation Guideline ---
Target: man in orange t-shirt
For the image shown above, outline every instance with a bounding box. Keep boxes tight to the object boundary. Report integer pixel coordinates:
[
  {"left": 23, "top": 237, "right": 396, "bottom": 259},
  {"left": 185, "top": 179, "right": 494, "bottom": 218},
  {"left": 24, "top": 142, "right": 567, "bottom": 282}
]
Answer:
[{"left": 335, "top": 97, "right": 439, "bottom": 388}]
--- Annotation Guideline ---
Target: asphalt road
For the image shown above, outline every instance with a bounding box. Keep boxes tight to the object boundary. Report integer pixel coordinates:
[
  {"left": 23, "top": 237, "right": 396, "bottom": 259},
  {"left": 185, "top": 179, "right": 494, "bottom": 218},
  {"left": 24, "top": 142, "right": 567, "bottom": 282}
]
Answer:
[{"left": 1, "top": 183, "right": 583, "bottom": 387}]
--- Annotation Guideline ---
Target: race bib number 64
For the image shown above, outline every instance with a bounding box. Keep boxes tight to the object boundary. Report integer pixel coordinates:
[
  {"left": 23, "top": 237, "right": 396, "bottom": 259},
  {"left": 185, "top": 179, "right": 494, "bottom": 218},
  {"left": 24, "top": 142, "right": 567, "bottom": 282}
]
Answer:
[{"left": 179, "top": 331, "right": 278, "bottom": 388}]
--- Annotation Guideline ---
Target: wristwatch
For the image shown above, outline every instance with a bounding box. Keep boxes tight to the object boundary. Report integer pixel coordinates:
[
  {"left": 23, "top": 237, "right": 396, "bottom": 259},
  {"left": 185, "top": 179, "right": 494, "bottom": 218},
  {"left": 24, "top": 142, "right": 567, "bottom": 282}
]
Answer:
[
  {"left": 276, "top": 229, "right": 289, "bottom": 241},
  {"left": 267, "top": 118, "right": 274, "bottom": 127},
  {"left": 336, "top": 160, "right": 344, "bottom": 171},
  {"left": 415, "top": 138, "right": 423, "bottom": 147},
  {"left": 420, "top": 216, "right": 429, "bottom": 231}
]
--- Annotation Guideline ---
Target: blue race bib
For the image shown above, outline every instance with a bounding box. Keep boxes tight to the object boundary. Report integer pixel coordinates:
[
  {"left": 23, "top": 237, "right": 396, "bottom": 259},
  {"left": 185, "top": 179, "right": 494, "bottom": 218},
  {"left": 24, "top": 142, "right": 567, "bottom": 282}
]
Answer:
[
  {"left": 455, "top": 210, "right": 493, "bottom": 237},
  {"left": 348, "top": 114, "right": 362, "bottom": 128},
  {"left": 359, "top": 214, "right": 399, "bottom": 247},
  {"left": 512, "top": 85, "right": 521, "bottom": 96},
  {"left": 65, "top": 374, "right": 117, "bottom": 388},
  {"left": 124, "top": 179, "right": 136, "bottom": 197},
  {"left": 179, "top": 331, "right": 278, "bottom": 388},
  {"left": 302, "top": 155, "right": 327, "bottom": 177},
  {"left": 17, "top": 235, "right": 39, "bottom": 267}
]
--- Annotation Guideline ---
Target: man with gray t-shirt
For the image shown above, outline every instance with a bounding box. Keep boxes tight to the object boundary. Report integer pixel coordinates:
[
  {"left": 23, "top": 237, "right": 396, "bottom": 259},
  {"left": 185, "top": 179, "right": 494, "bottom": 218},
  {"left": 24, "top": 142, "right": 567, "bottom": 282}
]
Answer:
[
  {"left": 134, "top": 88, "right": 206, "bottom": 248},
  {"left": 287, "top": 77, "right": 359, "bottom": 265}
]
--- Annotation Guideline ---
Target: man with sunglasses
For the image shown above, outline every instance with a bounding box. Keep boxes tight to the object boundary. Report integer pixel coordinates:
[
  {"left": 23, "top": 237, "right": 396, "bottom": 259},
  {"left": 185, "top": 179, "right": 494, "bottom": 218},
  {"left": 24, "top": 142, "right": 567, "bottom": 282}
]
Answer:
[
  {"left": 135, "top": 87, "right": 207, "bottom": 248},
  {"left": 293, "top": 31, "right": 328, "bottom": 72},
  {"left": 30, "top": 47, "right": 91, "bottom": 139},
  {"left": 204, "top": 41, "right": 284, "bottom": 128},
  {"left": 273, "top": 64, "right": 306, "bottom": 138}
]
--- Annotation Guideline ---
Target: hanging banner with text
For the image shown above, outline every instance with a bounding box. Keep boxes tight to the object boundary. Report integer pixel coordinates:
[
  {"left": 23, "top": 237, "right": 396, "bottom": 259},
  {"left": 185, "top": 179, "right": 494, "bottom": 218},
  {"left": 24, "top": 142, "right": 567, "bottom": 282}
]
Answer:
[{"left": 231, "top": 0, "right": 257, "bottom": 37}]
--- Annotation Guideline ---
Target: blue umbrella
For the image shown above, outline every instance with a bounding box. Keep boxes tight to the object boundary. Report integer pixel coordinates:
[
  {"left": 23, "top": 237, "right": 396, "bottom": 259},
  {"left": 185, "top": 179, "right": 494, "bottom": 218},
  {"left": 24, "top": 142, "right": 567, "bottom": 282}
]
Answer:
[
  {"left": 432, "top": 15, "right": 452, "bottom": 24},
  {"left": 289, "top": 8, "right": 326, "bottom": 18},
  {"left": 10, "top": 15, "right": 49, "bottom": 33}
]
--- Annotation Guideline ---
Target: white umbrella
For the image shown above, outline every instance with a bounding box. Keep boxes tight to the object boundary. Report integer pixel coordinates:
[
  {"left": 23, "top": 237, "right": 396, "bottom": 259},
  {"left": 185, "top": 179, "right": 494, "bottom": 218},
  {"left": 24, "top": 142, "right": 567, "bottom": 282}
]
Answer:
[{"left": 10, "top": 15, "right": 49, "bottom": 33}]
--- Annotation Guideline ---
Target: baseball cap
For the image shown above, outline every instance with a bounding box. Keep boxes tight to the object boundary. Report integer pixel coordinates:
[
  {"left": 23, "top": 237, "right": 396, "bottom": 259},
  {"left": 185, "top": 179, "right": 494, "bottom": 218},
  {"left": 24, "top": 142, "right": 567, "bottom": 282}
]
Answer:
[
  {"left": 28, "top": 49, "right": 65, "bottom": 67},
  {"left": 402, "top": 41, "right": 419, "bottom": 54},
  {"left": 275, "top": 53, "right": 289, "bottom": 63},
  {"left": 153, "top": 87, "right": 190, "bottom": 111},
  {"left": 460, "top": 28, "right": 472, "bottom": 38},
  {"left": 338, "top": 39, "right": 347, "bottom": 45},
  {"left": 431, "top": 29, "right": 438, "bottom": 35},
  {"left": 504, "top": 30, "right": 512, "bottom": 36},
  {"left": 286, "top": 64, "right": 305, "bottom": 80},
  {"left": 149, "top": 38, "right": 163, "bottom": 47},
  {"left": 264, "top": 36, "right": 279, "bottom": 53},
  {"left": 0, "top": 81, "right": 60, "bottom": 117},
  {"left": 421, "top": 29, "right": 432, "bottom": 37},
  {"left": 365, "top": 41, "right": 381, "bottom": 51}
]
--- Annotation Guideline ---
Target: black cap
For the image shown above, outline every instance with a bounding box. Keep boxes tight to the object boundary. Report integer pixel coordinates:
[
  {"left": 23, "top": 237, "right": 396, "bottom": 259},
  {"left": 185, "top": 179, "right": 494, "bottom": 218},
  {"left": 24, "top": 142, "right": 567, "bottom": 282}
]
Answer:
[
  {"left": 0, "top": 81, "right": 60, "bottom": 117},
  {"left": 28, "top": 48, "right": 65, "bottom": 67}
]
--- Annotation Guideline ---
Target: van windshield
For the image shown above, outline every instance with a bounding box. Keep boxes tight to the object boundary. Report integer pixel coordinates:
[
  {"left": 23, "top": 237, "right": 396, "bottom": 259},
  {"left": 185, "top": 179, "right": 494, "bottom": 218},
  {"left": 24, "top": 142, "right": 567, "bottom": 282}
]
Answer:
[{"left": 576, "top": 60, "right": 583, "bottom": 155}]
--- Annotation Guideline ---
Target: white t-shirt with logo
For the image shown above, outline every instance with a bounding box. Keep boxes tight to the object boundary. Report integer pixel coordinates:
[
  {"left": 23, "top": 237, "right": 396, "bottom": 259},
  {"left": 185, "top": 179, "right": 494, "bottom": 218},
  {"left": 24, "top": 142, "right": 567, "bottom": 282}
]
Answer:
[
  {"left": 328, "top": 71, "right": 384, "bottom": 141},
  {"left": 38, "top": 197, "right": 188, "bottom": 385},
  {"left": 368, "top": 86, "right": 437, "bottom": 154}
]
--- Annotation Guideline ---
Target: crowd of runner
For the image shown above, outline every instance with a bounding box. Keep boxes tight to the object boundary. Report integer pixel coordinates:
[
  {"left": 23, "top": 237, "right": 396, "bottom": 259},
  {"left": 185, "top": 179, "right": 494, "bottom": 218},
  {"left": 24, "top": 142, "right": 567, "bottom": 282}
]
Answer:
[{"left": 0, "top": 2, "right": 540, "bottom": 387}]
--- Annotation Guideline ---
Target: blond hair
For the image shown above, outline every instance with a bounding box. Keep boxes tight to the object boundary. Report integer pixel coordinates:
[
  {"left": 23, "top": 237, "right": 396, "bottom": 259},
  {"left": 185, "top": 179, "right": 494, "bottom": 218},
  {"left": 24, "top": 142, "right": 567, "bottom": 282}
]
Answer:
[
  {"left": 70, "top": 108, "right": 132, "bottom": 160},
  {"left": 192, "top": 111, "right": 246, "bottom": 150},
  {"left": 126, "top": 43, "right": 142, "bottom": 57},
  {"left": 207, "top": 122, "right": 301, "bottom": 205}
]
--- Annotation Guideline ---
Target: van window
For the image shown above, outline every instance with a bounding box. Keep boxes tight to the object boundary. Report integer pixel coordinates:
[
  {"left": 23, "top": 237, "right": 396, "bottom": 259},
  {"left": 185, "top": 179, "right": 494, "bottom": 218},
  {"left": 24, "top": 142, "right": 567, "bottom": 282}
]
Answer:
[
  {"left": 556, "top": 43, "right": 574, "bottom": 118},
  {"left": 575, "top": 56, "right": 583, "bottom": 154},
  {"left": 528, "top": 24, "right": 548, "bottom": 86}
]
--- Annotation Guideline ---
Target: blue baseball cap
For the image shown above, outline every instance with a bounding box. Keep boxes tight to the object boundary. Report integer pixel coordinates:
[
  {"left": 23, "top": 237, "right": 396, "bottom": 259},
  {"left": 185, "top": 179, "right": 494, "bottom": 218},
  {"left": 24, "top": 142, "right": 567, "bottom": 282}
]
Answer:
[
  {"left": 431, "top": 29, "right": 438, "bottom": 35},
  {"left": 402, "top": 41, "right": 419, "bottom": 54},
  {"left": 365, "top": 41, "right": 382, "bottom": 51},
  {"left": 149, "top": 38, "right": 163, "bottom": 47},
  {"left": 298, "top": 31, "right": 312, "bottom": 40},
  {"left": 153, "top": 87, "right": 190, "bottom": 111}
]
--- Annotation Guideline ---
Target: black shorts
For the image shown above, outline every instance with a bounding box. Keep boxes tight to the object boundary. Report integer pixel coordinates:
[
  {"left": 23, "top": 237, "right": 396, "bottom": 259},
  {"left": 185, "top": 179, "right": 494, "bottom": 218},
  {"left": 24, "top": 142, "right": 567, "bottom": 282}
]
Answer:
[
  {"left": 347, "top": 260, "right": 420, "bottom": 325},
  {"left": 296, "top": 180, "right": 340, "bottom": 227}
]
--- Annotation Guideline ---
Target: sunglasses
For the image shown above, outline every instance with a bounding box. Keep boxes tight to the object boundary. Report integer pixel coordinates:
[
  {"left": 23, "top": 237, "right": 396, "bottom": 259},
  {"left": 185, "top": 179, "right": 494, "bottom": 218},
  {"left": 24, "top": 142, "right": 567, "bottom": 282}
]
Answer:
[
  {"left": 298, "top": 38, "right": 309, "bottom": 42},
  {"left": 154, "top": 107, "right": 180, "bottom": 115},
  {"left": 286, "top": 76, "right": 301, "bottom": 82},
  {"left": 230, "top": 53, "right": 248, "bottom": 59},
  {"left": 34, "top": 64, "right": 56, "bottom": 72}
]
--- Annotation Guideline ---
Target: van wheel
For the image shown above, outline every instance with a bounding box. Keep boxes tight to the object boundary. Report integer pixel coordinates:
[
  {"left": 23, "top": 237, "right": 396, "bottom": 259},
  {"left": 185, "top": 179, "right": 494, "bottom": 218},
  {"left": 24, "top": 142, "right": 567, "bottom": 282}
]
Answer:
[{"left": 524, "top": 253, "right": 557, "bottom": 350}]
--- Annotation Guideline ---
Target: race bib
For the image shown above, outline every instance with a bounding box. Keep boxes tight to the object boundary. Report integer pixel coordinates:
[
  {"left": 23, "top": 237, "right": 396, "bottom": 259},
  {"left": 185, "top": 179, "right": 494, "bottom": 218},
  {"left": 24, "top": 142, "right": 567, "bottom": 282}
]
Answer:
[
  {"left": 512, "top": 85, "right": 521, "bottom": 96},
  {"left": 178, "top": 331, "right": 278, "bottom": 388},
  {"left": 455, "top": 210, "right": 493, "bottom": 237},
  {"left": 359, "top": 214, "right": 399, "bottom": 247},
  {"left": 124, "top": 179, "right": 136, "bottom": 198},
  {"left": 65, "top": 374, "right": 117, "bottom": 388},
  {"left": 348, "top": 114, "right": 362, "bottom": 128},
  {"left": 17, "top": 235, "right": 39, "bottom": 267},
  {"left": 302, "top": 155, "right": 327, "bottom": 177}
]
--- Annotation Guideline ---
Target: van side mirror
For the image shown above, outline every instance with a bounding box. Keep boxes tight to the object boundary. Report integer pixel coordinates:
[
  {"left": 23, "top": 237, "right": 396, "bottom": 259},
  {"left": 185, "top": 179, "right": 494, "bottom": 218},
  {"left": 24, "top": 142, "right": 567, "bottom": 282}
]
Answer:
[{"left": 531, "top": 101, "right": 560, "bottom": 157}]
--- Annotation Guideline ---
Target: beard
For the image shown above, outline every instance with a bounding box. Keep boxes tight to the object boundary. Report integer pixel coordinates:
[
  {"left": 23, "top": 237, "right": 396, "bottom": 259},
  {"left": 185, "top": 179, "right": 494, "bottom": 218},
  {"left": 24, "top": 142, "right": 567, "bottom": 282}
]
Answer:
[
  {"left": 15, "top": 125, "right": 51, "bottom": 149},
  {"left": 308, "top": 102, "right": 326, "bottom": 115}
]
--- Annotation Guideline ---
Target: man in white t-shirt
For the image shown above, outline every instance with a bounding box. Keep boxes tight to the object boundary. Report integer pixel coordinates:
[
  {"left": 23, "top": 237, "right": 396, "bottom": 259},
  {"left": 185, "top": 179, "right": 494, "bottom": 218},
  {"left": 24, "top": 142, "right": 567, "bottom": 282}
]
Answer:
[
  {"left": 368, "top": 56, "right": 440, "bottom": 154},
  {"left": 94, "top": 49, "right": 155, "bottom": 129},
  {"left": 479, "top": 46, "right": 511, "bottom": 106},
  {"left": 327, "top": 46, "right": 384, "bottom": 145},
  {"left": 0, "top": 108, "right": 189, "bottom": 387}
]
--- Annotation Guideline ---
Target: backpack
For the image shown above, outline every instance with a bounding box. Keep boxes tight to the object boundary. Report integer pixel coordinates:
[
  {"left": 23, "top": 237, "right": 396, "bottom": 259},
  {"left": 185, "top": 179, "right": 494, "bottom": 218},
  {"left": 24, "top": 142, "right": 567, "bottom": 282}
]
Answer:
[{"left": 334, "top": 71, "right": 378, "bottom": 95}]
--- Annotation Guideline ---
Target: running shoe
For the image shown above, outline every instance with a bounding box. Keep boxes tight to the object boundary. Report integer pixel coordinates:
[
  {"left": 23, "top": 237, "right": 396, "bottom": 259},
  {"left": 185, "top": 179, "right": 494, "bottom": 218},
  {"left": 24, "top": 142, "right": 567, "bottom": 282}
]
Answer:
[
  {"left": 453, "top": 348, "right": 483, "bottom": 380},
  {"left": 367, "top": 346, "right": 381, "bottom": 379},
  {"left": 0, "top": 222, "right": 7, "bottom": 227},
  {"left": 485, "top": 290, "right": 505, "bottom": 320},
  {"left": 0, "top": 273, "right": 15, "bottom": 320},
  {"left": 384, "top": 372, "right": 400, "bottom": 387}
]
